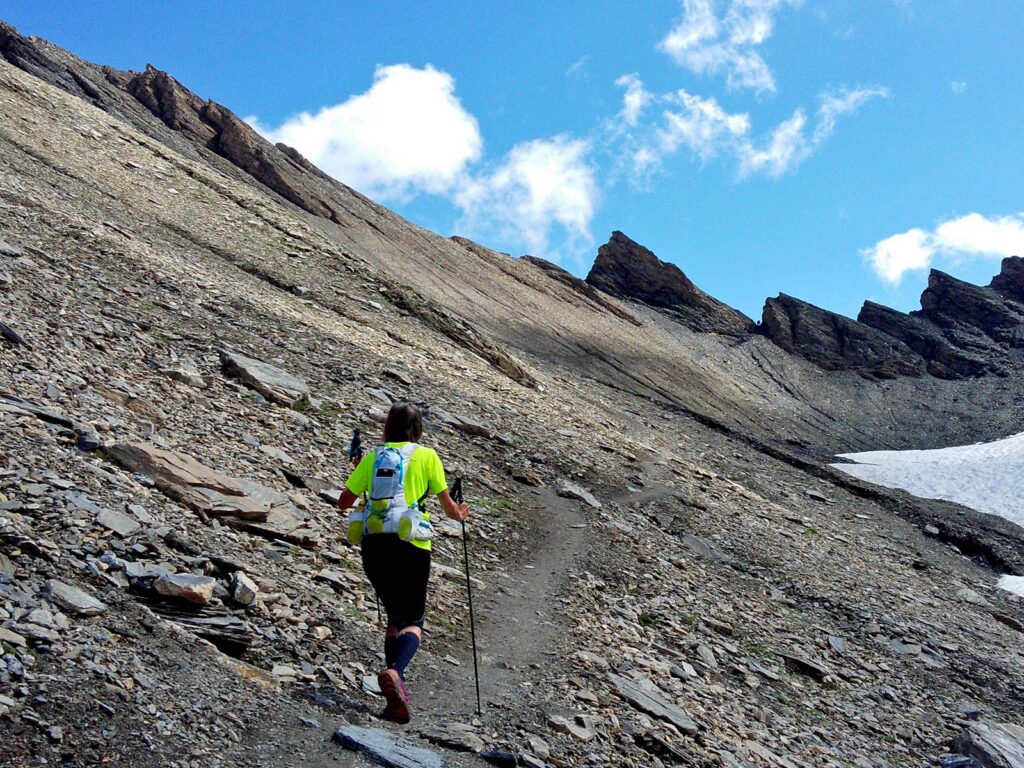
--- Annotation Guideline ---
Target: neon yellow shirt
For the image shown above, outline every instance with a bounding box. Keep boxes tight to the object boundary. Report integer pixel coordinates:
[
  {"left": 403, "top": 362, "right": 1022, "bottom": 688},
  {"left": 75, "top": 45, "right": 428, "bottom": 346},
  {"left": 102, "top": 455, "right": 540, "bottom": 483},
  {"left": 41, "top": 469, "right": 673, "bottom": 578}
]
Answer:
[{"left": 345, "top": 442, "right": 448, "bottom": 551}]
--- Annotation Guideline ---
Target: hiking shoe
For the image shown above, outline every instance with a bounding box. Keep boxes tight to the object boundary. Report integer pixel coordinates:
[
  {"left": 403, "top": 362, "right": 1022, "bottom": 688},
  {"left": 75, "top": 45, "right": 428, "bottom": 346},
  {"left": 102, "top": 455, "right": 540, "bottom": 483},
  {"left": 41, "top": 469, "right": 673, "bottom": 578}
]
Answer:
[{"left": 377, "top": 669, "right": 410, "bottom": 724}]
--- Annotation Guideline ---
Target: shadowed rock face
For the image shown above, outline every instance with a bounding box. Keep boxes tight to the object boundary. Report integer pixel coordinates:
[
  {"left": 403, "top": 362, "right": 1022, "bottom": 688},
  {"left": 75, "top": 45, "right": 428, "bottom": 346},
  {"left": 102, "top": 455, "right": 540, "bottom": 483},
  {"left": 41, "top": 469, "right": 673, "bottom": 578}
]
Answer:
[
  {"left": 125, "top": 66, "right": 348, "bottom": 225},
  {"left": 761, "top": 262, "right": 1024, "bottom": 381},
  {"left": 858, "top": 301, "right": 1000, "bottom": 379},
  {"left": 919, "top": 269, "right": 1024, "bottom": 347},
  {"left": 991, "top": 256, "right": 1024, "bottom": 303},
  {"left": 760, "top": 294, "right": 924, "bottom": 379},
  {"left": 586, "top": 231, "right": 754, "bottom": 336}
]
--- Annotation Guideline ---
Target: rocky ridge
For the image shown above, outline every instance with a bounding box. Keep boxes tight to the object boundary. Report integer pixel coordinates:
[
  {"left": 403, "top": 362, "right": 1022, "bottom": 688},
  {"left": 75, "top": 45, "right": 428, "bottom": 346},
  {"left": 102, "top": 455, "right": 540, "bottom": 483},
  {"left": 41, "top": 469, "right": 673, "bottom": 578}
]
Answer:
[{"left": 762, "top": 260, "right": 1024, "bottom": 381}]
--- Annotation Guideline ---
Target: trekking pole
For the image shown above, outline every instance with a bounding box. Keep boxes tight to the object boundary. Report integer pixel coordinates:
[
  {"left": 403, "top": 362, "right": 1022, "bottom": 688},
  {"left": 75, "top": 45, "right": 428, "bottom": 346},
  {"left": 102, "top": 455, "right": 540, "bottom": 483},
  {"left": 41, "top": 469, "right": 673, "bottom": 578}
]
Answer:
[{"left": 452, "top": 478, "right": 482, "bottom": 717}]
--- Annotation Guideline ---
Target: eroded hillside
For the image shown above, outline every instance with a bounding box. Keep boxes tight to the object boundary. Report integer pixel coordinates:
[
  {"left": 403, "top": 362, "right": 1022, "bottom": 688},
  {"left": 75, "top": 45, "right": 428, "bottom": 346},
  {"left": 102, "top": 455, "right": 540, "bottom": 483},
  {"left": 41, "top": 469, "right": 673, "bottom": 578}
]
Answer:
[{"left": 1, "top": 24, "right": 1024, "bottom": 768}]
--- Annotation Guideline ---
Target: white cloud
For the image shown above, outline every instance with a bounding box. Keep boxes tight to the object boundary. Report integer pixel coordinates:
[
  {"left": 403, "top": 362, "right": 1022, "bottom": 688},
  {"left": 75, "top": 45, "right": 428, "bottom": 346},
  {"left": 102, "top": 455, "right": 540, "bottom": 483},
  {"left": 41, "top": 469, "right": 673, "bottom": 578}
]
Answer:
[
  {"left": 659, "top": 0, "right": 802, "bottom": 93},
  {"left": 250, "top": 63, "right": 596, "bottom": 263},
  {"left": 739, "top": 109, "right": 808, "bottom": 176},
  {"left": 658, "top": 89, "right": 750, "bottom": 161},
  {"left": 617, "top": 84, "right": 886, "bottom": 180},
  {"left": 738, "top": 85, "right": 889, "bottom": 178},
  {"left": 251, "top": 64, "right": 482, "bottom": 199},
  {"left": 567, "top": 55, "right": 591, "bottom": 77},
  {"left": 935, "top": 213, "right": 1024, "bottom": 258},
  {"left": 863, "top": 228, "right": 935, "bottom": 285},
  {"left": 950, "top": 79, "right": 967, "bottom": 94},
  {"left": 454, "top": 136, "right": 598, "bottom": 258},
  {"left": 863, "top": 213, "right": 1024, "bottom": 285},
  {"left": 615, "top": 74, "right": 654, "bottom": 127},
  {"left": 814, "top": 86, "right": 891, "bottom": 143}
]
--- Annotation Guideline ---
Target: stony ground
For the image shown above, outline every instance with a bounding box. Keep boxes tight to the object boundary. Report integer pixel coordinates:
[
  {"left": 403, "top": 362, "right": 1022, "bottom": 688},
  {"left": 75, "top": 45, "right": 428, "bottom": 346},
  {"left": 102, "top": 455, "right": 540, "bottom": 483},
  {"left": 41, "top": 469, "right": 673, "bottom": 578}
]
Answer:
[{"left": 1, "top": 50, "right": 1023, "bottom": 768}]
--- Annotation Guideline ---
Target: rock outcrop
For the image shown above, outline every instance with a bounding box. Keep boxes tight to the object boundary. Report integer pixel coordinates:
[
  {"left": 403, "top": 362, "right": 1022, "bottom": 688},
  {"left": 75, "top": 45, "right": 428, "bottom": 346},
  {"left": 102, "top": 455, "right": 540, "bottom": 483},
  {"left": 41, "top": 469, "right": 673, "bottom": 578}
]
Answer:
[
  {"left": 991, "top": 256, "right": 1024, "bottom": 303},
  {"left": 104, "top": 443, "right": 318, "bottom": 545},
  {"left": 953, "top": 721, "right": 1024, "bottom": 768},
  {"left": 218, "top": 350, "right": 309, "bottom": 408},
  {"left": 759, "top": 263, "right": 1024, "bottom": 381},
  {"left": 760, "top": 294, "right": 924, "bottom": 379},
  {"left": 586, "top": 231, "right": 753, "bottom": 336},
  {"left": 919, "top": 270, "right": 1024, "bottom": 347},
  {"left": 857, "top": 301, "right": 1000, "bottom": 379}
]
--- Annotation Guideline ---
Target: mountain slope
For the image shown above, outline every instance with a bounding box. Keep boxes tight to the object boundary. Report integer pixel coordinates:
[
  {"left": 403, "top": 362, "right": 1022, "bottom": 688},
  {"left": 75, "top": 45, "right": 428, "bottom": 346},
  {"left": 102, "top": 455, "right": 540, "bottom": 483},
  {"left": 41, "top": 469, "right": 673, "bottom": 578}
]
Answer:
[
  {"left": 4, "top": 21, "right": 1023, "bottom": 460},
  {"left": 1, "top": 24, "right": 1024, "bottom": 768}
]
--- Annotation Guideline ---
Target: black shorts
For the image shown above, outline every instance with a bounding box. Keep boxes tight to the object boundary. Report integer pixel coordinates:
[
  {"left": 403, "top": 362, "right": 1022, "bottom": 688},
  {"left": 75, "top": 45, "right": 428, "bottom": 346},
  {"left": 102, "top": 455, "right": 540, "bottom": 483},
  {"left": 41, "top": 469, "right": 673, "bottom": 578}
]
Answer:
[{"left": 361, "top": 534, "right": 431, "bottom": 630}]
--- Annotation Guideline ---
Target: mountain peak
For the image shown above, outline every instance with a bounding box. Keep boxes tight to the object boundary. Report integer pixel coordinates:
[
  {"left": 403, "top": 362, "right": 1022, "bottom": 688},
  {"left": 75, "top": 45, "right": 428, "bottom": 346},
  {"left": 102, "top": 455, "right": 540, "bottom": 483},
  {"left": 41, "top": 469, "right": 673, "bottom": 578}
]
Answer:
[{"left": 585, "top": 231, "right": 753, "bottom": 336}]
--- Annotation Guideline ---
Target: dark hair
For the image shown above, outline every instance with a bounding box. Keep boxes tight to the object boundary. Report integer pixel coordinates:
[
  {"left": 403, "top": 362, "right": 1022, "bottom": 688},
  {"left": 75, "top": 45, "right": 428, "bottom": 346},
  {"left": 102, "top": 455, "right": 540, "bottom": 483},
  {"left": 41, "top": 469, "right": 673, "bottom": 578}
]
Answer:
[{"left": 384, "top": 401, "right": 423, "bottom": 443}]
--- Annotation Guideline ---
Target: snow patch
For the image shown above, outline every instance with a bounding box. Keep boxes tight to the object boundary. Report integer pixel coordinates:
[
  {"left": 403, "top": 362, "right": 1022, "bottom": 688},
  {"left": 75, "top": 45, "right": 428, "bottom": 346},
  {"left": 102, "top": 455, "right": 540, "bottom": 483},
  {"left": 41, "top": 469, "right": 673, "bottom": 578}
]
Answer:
[
  {"left": 833, "top": 432, "right": 1024, "bottom": 598},
  {"left": 832, "top": 431, "right": 1024, "bottom": 528},
  {"left": 998, "top": 575, "right": 1024, "bottom": 599}
]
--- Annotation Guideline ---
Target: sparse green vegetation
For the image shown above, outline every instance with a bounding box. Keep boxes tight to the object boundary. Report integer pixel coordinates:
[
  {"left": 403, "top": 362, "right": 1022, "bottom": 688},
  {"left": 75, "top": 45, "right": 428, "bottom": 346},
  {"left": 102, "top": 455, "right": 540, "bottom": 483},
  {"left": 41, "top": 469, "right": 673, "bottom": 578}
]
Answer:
[{"left": 639, "top": 610, "right": 662, "bottom": 629}]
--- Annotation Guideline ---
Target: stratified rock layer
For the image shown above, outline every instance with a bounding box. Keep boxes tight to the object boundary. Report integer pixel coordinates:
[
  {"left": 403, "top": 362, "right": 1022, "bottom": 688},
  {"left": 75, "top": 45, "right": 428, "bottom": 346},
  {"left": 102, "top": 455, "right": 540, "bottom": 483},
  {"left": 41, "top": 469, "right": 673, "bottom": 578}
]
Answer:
[
  {"left": 760, "top": 258, "right": 1024, "bottom": 381},
  {"left": 761, "top": 294, "right": 924, "bottom": 379}
]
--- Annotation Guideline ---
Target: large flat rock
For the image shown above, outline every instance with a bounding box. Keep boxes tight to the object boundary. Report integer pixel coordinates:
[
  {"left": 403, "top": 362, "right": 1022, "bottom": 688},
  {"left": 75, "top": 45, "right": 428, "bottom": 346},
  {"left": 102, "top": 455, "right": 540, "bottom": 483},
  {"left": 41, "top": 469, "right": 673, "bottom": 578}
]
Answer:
[
  {"left": 219, "top": 349, "right": 309, "bottom": 407},
  {"left": 46, "top": 579, "right": 107, "bottom": 616},
  {"left": 955, "top": 722, "right": 1024, "bottom": 768},
  {"left": 106, "top": 443, "right": 318, "bottom": 546},
  {"left": 333, "top": 725, "right": 443, "bottom": 768},
  {"left": 609, "top": 673, "right": 698, "bottom": 735}
]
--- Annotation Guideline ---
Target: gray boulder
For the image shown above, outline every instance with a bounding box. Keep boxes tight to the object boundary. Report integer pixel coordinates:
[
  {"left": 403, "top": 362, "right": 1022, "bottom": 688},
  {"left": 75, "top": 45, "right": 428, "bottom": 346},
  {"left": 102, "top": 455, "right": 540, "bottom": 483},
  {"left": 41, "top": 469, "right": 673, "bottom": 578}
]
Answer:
[
  {"left": 586, "top": 231, "right": 753, "bottom": 337},
  {"left": 105, "top": 443, "right": 318, "bottom": 546},
  {"left": 608, "top": 672, "right": 698, "bottom": 735},
  {"left": 954, "top": 722, "right": 1024, "bottom": 768},
  {"left": 557, "top": 481, "right": 602, "bottom": 509},
  {"left": 46, "top": 579, "right": 107, "bottom": 616},
  {"left": 333, "top": 725, "right": 443, "bottom": 768},
  {"left": 219, "top": 349, "right": 309, "bottom": 407}
]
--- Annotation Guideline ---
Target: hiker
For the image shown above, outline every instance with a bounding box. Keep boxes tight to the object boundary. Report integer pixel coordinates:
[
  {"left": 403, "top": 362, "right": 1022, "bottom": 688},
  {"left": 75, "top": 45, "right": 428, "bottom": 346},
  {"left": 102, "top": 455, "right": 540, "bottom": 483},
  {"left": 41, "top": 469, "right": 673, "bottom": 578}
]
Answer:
[{"left": 335, "top": 401, "right": 469, "bottom": 723}]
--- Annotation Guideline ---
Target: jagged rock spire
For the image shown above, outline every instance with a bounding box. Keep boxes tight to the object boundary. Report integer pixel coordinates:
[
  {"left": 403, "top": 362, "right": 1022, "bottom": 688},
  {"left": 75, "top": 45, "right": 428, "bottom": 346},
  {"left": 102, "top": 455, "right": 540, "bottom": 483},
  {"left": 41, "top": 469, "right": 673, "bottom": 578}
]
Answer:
[{"left": 585, "top": 231, "right": 754, "bottom": 337}]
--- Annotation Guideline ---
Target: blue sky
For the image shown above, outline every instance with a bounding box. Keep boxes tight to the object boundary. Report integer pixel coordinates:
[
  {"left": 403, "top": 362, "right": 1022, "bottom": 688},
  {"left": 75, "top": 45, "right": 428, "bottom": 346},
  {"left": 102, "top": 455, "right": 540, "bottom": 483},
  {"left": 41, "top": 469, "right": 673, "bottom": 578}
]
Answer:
[{"left": 6, "top": 1, "right": 1023, "bottom": 319}]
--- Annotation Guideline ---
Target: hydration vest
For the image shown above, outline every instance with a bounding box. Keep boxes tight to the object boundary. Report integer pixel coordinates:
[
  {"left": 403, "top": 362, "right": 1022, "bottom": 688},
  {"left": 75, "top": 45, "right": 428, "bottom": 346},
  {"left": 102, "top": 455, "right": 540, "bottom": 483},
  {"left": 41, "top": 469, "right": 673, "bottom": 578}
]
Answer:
[{"left": 346, "top": 444, "right": 433, "bottom": 545}]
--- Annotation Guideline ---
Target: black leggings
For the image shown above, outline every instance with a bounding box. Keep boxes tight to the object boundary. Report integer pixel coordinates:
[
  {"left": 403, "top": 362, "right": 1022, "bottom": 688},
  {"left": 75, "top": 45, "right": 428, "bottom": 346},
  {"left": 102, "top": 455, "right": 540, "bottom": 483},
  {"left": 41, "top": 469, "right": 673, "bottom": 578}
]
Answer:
[{"left": 361, "top": 534, "right": 431, "bottom": 630}]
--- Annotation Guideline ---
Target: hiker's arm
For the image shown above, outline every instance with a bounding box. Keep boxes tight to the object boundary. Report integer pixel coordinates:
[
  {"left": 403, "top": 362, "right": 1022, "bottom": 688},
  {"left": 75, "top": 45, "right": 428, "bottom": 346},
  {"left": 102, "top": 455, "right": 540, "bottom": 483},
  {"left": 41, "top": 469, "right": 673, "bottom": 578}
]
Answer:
[
  {"left": 336, "top": 488, "right": 359, "bottom": 512},
  {"left": 438, "top": 490, "right": 469, "bottom": 521}
]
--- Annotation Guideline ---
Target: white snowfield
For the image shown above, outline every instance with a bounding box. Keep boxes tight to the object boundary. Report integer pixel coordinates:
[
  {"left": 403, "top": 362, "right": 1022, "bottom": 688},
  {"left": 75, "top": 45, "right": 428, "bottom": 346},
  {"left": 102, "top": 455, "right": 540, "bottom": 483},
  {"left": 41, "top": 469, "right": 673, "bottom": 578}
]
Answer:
[
  {"left": 832, "top": 431, "right": 1024, "bottom": 598},
  {"left": 1000, "top": 576, "right": 1024, "bottom": 598}
]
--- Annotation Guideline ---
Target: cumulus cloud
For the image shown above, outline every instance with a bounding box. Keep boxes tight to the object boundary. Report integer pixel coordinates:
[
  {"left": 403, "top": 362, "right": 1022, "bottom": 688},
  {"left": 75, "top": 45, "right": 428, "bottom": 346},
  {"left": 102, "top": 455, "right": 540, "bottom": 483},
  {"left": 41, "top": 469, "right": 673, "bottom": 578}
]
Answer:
[
  {"left": 615, "top": 79, "right": 887, "bottom": 180},
  {"left": 863, "top": 213, "right": 1024, "bottom": 285},
  {"left": 950, "top": 79, "right": 968, "bottom": 94},
  {"left": 250, "top": 63, "right": 597, "bottom": 262},
  {"left": 863, "top": 228, "right": 935, "bottom": 285},
  {"left": 250, "top": 64, "right": 482, "bottom": 199},
  {"left": 815, "top": 86, "right": 891, "bottom": 142},
  {"left": 658, "top": 0, "right": 802, "bottom": 93},
  {"left": 454, "top": 136, "right": 598, "bottom": 258}
]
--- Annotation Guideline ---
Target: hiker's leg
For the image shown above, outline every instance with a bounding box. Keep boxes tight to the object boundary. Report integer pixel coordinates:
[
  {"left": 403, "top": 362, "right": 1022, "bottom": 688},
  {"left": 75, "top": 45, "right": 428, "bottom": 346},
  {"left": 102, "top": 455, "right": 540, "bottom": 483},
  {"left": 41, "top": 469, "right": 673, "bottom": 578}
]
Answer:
[
  {"left": 384, "top": 625, "right": 399, "bottom": 667},
  {"left": 363, "top": 536, "right": 401, "bottom": 666},
  {"left": 387, "top": 542, "right": 430, "bottom": 679},
  {"left": 390, "top": 625, "right": 422, "bottom": 679}
]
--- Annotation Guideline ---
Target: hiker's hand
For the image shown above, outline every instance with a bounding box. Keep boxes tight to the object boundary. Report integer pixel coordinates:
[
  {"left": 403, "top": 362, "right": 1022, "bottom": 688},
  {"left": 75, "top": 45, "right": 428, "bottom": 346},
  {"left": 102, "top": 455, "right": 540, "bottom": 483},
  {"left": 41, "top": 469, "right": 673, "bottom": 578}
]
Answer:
[
  {"left": 438, "top": 490, "right": 469, "bottom": 521},
  {"left": 336, "top": 488, "right": 358, "bottom": 512}
]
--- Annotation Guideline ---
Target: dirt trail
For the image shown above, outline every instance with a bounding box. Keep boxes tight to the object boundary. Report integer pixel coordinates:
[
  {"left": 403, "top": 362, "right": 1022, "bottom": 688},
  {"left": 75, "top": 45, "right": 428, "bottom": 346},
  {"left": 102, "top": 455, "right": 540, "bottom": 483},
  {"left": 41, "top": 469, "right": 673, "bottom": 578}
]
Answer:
[
  {"left": 224, "top": 486, "right": 594, "bottom": 767},
  {"left": 418, "top": 488, "right": 588, "bottom": 721}
]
